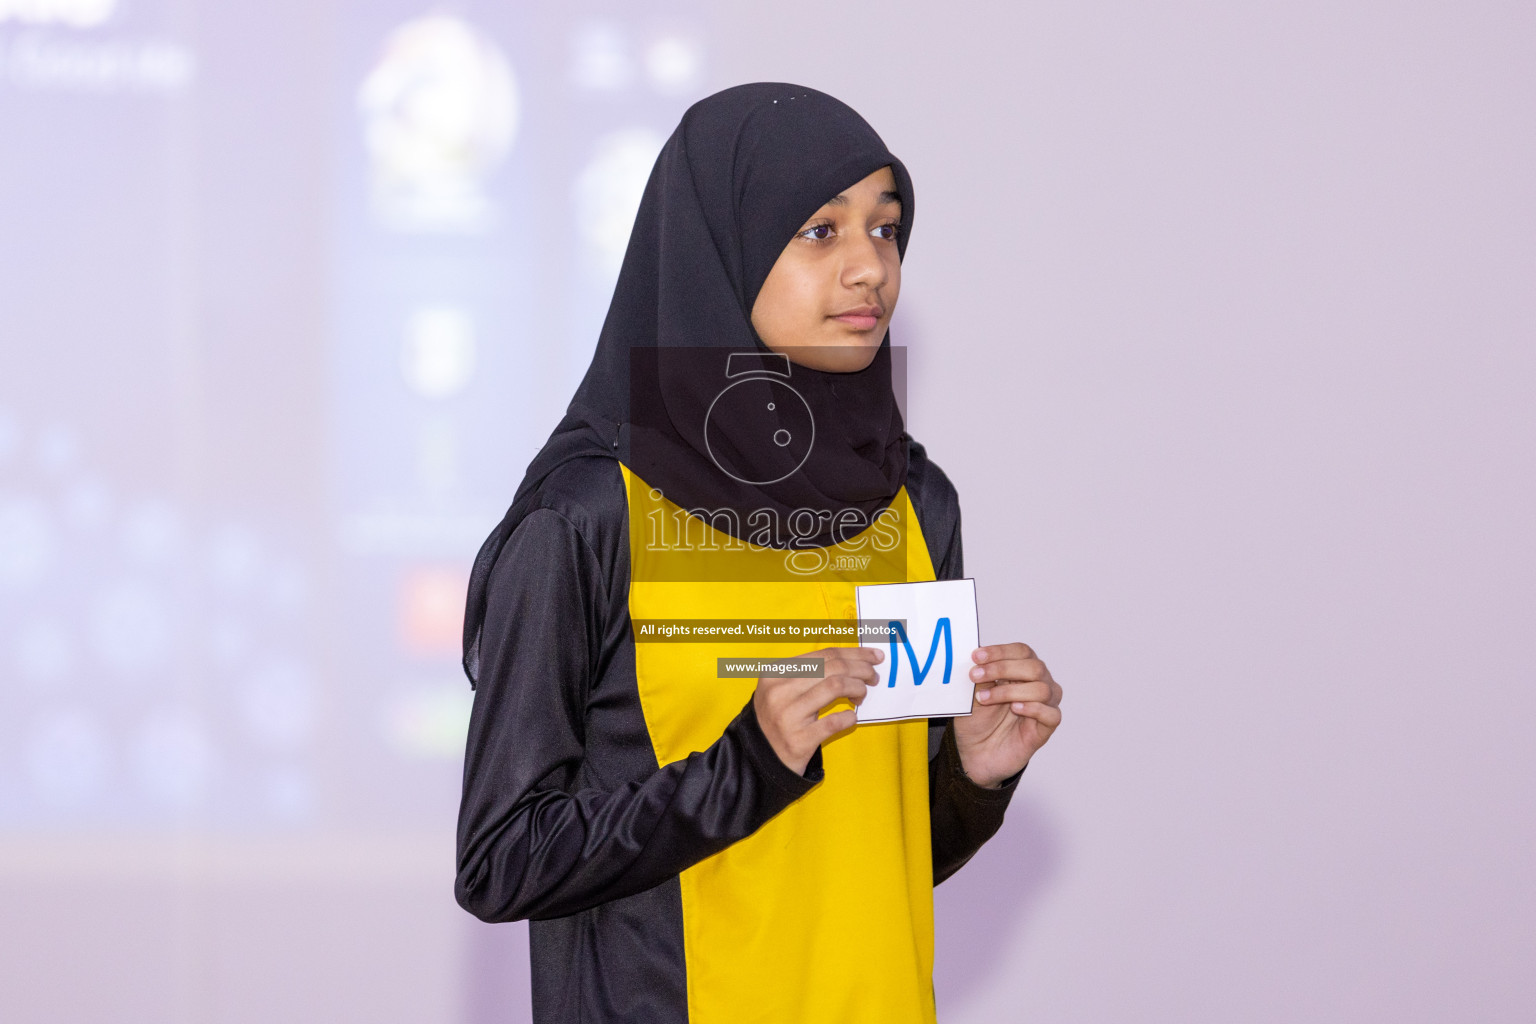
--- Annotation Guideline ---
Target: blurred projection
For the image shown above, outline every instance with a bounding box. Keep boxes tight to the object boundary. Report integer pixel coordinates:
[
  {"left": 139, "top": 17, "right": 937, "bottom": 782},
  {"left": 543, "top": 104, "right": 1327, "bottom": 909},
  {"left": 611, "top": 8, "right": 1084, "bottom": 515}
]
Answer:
[
  {"left": 261, "top": 765, "right": 313, "bottom": 820},
  {"left": 381, "top": 683, "right": 473, "bottom": 759},
  {"left": 0, "top": 0, "right": 117, "bottom": 28},
  {"left": 14, "top": 617, "right": 74, "bottom": 684},
  {"left": 0, "top": 494, "right": 55, "bottom": 589},
  {"left": 644, "top": 33, "right": 702, "bottom": 94},
  {"left": 63, "top": 476, "right": 110, "bottom": 532},
  {"left": 415, "top": 419, "right": 460, "bottom": 494},
  {"left": 401, "top": 306, "right": 477, "bottom": 399},
  {"left": 358, "top": 13, "right": 519, "bottom": 233},
  {"left": 3, "top": 29, "right": 195, "bottom": 93},
  {"left": 122, "top": 498, "right": 182, "bottom": 567},
  {"left": 398, "top": 565, "right": 467, "bottom": 655},
  {"left": 1, "top": 0, "right": 713, "bottom": 843},
  {"left": 570, "top": 21, "right": 631, "bottom": 91},
  {"left": 0, "top": 414, "right": 316, "bottom": 825},
  {"left": 35, "top": 423, "right": 77, "bottom": 475},
  {"left": 132, "top": 705, "right": 214, "bottom": 809},
  {"left": 0, "top": 411, "right": 16, "bottom": 463},
  {"left": 26, "top": 709, "right": 108, "bottom": 807},
  {"left": 89, "top": 579, "right": 173, "bottom": 676},
  {"left": 267, "top": 558, "right": 308, "bottom": 613},
  {"left": 207, "top": 617, "right": 251, "bottom": 667},
  {"left": 241, "top": 661, "right": 317, "bottom": 748},
  {"left": 573, "top": 127, "right": 665, "bottom": 275},
  {"left": 208, "top": 523, "right": 262, "bottom": 591}
]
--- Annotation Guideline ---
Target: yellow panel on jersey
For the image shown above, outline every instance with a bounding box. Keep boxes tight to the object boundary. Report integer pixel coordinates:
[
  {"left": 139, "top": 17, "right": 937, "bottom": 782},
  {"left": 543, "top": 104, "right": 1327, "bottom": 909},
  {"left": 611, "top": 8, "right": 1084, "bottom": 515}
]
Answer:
[{"left": 621, "top": 464, "right": 940, "bottom": 1024}]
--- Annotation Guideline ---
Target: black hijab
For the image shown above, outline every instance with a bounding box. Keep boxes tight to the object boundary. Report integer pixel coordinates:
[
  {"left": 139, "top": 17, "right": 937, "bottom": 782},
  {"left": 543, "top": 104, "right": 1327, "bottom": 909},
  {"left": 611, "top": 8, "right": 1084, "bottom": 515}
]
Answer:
[{"left": 463, "top": 82, "right": 916, "bottom": 688}]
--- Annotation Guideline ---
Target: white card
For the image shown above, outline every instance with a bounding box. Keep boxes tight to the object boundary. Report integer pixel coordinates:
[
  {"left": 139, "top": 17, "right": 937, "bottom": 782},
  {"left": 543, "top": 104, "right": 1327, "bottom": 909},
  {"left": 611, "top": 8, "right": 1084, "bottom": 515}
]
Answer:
[{"left": 854, "top": 578, "right": 979, "bottom": 723}]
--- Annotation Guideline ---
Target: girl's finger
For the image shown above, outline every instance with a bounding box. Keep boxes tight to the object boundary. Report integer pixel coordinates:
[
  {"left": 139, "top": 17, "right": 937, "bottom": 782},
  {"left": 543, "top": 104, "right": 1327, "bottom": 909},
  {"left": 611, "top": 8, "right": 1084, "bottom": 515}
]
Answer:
[
  {"left": 824, "top": 654, "right": 878, "bottom": 683},
  {"left": 815, "top": 708, "right": 858, "bottom": 740},
  {"left": 1007, "top": 701, "right": 1062, "bottom": 728},
  {"left": 973, "top": 642, "right": 1035, "bottom": 664},
  {"left": 801, "top": 674, "right": 870, "bottom": 714},
  {"left": 816, "top": 646, "right": 883, "bottom": 664},
  {"left": 974, "top": 681, "right": 1053, "bottom": 706},
  {"left": 967, "top": 657, "right": 1048, "bottom": 684}
]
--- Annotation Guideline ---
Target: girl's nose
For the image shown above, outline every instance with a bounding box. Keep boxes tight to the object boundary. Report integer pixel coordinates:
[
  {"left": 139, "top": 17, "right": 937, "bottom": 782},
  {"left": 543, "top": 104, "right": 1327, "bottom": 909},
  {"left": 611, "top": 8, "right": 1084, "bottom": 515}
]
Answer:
[{"left": 842, "top": 236, "right": 887, "bottom": 289}]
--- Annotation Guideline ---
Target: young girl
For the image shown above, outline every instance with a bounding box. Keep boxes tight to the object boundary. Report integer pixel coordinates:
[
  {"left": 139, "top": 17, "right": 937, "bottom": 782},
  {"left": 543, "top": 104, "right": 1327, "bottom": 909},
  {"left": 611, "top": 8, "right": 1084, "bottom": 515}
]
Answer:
[{"left": 457, "top": 82, "right": 1063, "bottom": 1024}]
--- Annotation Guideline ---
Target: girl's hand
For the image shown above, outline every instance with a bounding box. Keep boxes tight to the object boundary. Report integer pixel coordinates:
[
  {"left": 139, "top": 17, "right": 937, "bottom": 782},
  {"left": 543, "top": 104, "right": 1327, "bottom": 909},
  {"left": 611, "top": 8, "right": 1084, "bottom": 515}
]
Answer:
[
  {"left": 952, "top": 642, "right": 1063, "bottom": 788},
  {"left": 753, "top": 647, "right": 883, "bottom": 775}
]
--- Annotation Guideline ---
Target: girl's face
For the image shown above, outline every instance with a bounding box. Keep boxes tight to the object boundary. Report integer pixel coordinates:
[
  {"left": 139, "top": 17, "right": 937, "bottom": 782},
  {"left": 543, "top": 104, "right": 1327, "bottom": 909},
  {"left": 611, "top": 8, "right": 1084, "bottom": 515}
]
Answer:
[{"left": 750, "top": 165, "right": 902, "bottom": 372}]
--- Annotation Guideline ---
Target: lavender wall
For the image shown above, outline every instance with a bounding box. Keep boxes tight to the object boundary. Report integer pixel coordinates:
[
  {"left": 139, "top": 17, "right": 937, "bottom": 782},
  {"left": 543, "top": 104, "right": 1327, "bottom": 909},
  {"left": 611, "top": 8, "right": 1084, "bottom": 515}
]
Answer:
[
  {"left": 714, "top": 2, "right": 1536, "bottom": 1020},
  {"left": 2, "top": 1, "right": 1532, "bottom": 1021}
]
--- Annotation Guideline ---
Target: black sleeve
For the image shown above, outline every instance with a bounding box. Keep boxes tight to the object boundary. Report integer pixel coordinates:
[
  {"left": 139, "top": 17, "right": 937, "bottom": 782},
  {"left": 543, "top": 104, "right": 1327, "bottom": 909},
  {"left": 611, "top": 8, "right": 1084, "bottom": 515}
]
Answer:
[
  {"left": 905, "top": 439, "right": 1023, "bottom": 884},
  {"left": 454, "top": 507, "right": 822, "bottom": 923},
  {"left": 930, "top": 720, "right": 1022, "bottom": 884}
]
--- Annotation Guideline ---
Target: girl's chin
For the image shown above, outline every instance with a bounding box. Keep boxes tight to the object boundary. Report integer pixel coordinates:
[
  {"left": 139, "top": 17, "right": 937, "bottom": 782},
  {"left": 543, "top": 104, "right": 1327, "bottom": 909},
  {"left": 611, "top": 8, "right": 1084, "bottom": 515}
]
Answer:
[
  {"left": 815, "top": 330, "right": 886, "bottom": 354},
  {"left": 795, "top": 345, "right": 882, "bottom": 373}
]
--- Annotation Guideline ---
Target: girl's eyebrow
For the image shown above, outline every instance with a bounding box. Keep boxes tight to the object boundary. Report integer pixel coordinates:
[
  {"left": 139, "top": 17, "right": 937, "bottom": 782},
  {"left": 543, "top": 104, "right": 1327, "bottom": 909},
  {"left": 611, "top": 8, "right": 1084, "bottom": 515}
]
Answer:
[{"left": 824, "top": 190, "right": 902, "bottom": 207}]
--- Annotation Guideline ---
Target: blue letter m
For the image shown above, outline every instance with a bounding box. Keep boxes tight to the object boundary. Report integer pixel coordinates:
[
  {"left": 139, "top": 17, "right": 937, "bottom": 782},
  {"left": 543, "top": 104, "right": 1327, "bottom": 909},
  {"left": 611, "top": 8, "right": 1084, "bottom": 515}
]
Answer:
[{"left": 887, "top": 618, "right": 953, "bottom": 688}]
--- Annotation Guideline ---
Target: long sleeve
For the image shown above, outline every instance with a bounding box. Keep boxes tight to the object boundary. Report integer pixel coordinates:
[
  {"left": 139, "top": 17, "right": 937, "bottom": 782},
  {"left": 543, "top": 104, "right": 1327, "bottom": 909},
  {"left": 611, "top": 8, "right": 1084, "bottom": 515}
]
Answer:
[
  {"left": 929, "top": 720, "right": 1022, "bottom": 883},
  {"left": 454, "top": 506, "right": 821, "bottom": 923},
  {"left": 906, "top": 438, "right": 1023, "bottom": 884},
  {"left": 925, "top": 496, "right": 1021, "bottom": 883}
]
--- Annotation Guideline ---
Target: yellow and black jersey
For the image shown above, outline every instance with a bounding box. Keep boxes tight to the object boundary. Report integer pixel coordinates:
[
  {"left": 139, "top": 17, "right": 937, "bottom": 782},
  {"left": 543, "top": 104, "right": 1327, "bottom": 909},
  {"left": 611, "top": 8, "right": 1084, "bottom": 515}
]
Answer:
[{"left": 455, "top": 438, "right": 1018, "bottom": 1023}]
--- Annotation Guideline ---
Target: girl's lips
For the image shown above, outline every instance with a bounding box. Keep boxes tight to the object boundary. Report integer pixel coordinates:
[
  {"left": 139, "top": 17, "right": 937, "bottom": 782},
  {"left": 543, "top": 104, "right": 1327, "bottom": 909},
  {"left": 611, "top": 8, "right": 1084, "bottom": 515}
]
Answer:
[{"left": 832, "top": 314, "right": 880, "bottom": 330}]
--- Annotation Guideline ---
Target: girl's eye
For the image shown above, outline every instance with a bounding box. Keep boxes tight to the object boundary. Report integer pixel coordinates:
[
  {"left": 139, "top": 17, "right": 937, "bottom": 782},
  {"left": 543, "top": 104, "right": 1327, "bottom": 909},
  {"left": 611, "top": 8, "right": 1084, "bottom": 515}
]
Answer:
[{"left": 797, "top": 221, "right": 901, "bottom": 243}]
